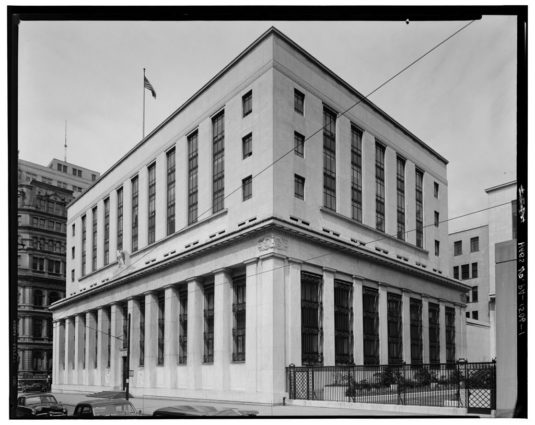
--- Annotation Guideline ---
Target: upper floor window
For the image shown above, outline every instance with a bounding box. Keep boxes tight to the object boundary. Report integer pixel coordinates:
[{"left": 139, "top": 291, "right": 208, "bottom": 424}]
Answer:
[
  {"left": 188, "top": 131, "right": 199, "bottom": 225},
  {"left": 33, "top": 289, "right": 43, "bottom": 306},
  {"left": 415, "top": 169, "right": 424, "bottom": 248},
  {"left": 294, "top": 174, "right": 305, "bottom": 200},
  {"left": 472, "top": 262, "right": 478, "bottom": 279},
  {"left": 103, "top": 198, "right": 110, "bottom": 266},
  {"left": 131, "top": 176, "right": 139, "bottom": 252},
  {"left": 435, "top": 240, "right": 440, "bottom": 256},
  {"left": 375, "top": 143, "right": 386, "bottom": 232},
  {"left": 453, "top": 266, "right": 459, "bottom": 279},
  {"left": 242, "top": 176, "right": 252, "bottom": 201},
  {"left": 434, "top": 182, "right": 439, "bottom": 198},
  {"left": 396, "top": 155, "right": 405, "bottom": 239},
  {"left": 148, "top": 163, "right": 156, "bottom": 244},
  {"left": 92, "top": 206, "right": 97, "bottom": 271},
  {"left": 454, "top": 240, "right": 462, "bottom": 256},
  {"left": 323, "top": 106, "right": 337, "bottom": 211},
  {"left": 117, "top": 187, "right": 123, "bottom": 251},
  {"left": 351, "top": 125, "right": 363, "bottom": 223},
  {"left": 242, "top": 90, "right": 252, "bottom": 117},
  {"left": 212, "top": 111, "right": 225, "bottom": 214},
  {"left": 470, "top": 237, "right": 479, "bottom": 252},
  {"left": 461, "top": 264, "right": 470, "bottom": 280},
  {"left": 91, "top": 174, "right": 96, "bottom": 181},
  {"left": 242, "top": 133, "right": 252, "bottom": 158},
  {"left": 434, "top": 211, "right": 439, "bottom": 227},
  {"left": 294, "top": 131, "right": 305, "bottom": 157},
  {"left": 167, "top": 148, "right": 176, "bottom": 236},
  {"left": 294, "top": 89, "right": 305, "bottom": 114},
  {"left": 472, "top": 286, "right": 479, "bottom": 303}
]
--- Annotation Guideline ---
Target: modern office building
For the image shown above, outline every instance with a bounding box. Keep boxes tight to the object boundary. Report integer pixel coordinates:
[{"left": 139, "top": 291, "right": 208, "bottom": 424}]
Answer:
[
  {"left": 50, "top": 27, "right": 470, "bottom": 403},
  {"left": 448, "top": 180, "right": 516, "bottom": 362},
  {"left": 17, "top": 158, "right": 99, "bottom": 386}
]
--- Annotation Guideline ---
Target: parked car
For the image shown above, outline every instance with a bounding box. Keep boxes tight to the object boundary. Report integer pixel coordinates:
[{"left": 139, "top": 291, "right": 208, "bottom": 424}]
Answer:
[
  {"left": 153, "top": 404, "right": 258, "bottom": 417},
  {"left": 72, "top": 398, "right": 142, "bottom": 417},
  {"left": 16, "top": 393, "right": 68, "bottom": 417}
]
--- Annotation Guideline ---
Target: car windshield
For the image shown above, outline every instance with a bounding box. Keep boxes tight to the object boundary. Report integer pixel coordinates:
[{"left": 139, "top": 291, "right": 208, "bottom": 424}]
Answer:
[
  {"left": 26, "top": 395, "right": 57, "bottom": 405},
  {"left": 93, "top": 402, "right": 135, "bottom": 416}
]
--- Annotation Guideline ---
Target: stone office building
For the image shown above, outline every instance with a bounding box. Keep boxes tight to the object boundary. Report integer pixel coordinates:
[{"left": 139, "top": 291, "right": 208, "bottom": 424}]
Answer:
[
  {"left": 17, "top": 158, "right": 99, "bottom": 385},
  {"left": 50, "top": 27, "right": 469, "bottom": 403}
]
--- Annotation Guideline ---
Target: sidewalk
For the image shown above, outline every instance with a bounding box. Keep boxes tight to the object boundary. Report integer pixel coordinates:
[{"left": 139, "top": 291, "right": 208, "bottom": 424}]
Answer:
[{"left": 52, "top": 392, "right": 416, "bottom": 416}]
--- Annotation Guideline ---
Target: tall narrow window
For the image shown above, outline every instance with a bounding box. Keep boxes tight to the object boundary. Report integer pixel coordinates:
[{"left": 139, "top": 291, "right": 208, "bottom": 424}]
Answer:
[
  {"left": 334, "top": 280, "right": 353, "bottom": 365},
  {"left": 82, "top": 317, "right": 86, "bottom": 368},
  {"left": 148, "top": 163, "right": 156, "bottom": 244},
  {"left": 396, "top": 156, "right": 406, "bottom": 239},
  {"left": 410, "top": 298, "right": 423, "bottom": 365},
  {"left": 375, "top": 143, "right": 386, "bottom": 232},
  {"left": 242, "top": 90, "right": 252, "bottom": 117},
  {"left": 178, "top": 289, "right": 188, "bottom": 364},
  {"left": 294, "top": 89, "right": 305, "bottom": 114},
  {"left": 453, "top": 266, "right": 459, "bottom": 279},
  {"left": 92, "top": 206, "right": 97, "bottom": 271},
  {"left": 434, "top": 211, "right": 440, "bottom": 227},
  {"left": 428, "top": 303, "right": 440, "bottom": 365},
  {"left": 131, "top": 176, "right": 139, "bottom": 252},
  {"left": 122, "top": 303, "right": 128, "bottom": 350},
  {"left": 242, "top": 176, "right": 252, "bottom": 201},
  {"left": 434, "top": 182, "right": 439, "bottom": 198},
  {"left": 351, "top": 125, "right": 363, "bottom": 222},
  {"left": 470, "top": 237, "right": 479, "bottom": 252},
  {"left": 387, "top": 293, "right": 403, "bottom": 365},
  {"left": 445, "top": 307, "right": 455, "bottom": 363},
  {"left": 472, "top": 262, "right": 478, "bottom": 278},
  {"left": 187, "top": 131, "right": 198, "bottom": 225},
  {"left": 107, "top": 307, "right": 111, "bottom": 368},
  {"left": 435, "top": 240, "right": 440, "bottom": 256},
  {"left": 301, "top": 272, "right": 322, "bottom": 365},
  {"left": 94, "top": 312, "right": 98, "bottom": 368},
  {"left": 472, "top": 286, "right": 478, "bottom": 303},
  {"left": 363, "top": 287, "right": 379, "bottom": 365},
  {"left": 167, "top": 148, "right": 176, "bottom": 235},
  {"left": 81, "top": 215, "right": 86, "bottom": 277},
  {"left": 116, "top": 187, "right": 123, "bottom": 252},
  {"left": 323, "top": 107, "right": 336, "bottom": 211},
  {"left": 454, "top": 240, "right": 462, "bottom": 256},
  {"left": 212, "top": 111, "right": 225, "bottom": 213},
  {"left": 242, "top": 133, "right": 252, "bottom": 158},
  {"left": 415, "top": 169, "right": 424, "bottom": 248},
  {"left": 157, "top": 293, "right": 164, "bottom": 365},
  {"left": 103, "top": 198, "right": 110, "bottom": 266},
  {"left": 139, "top": 297, "right": 145, "bottom": 367},
  {"left": 203, "top": 282, "right": 214, "bottom": 363},
  {"left": 461, "top": 264, "right": 470, "bottom": 280},
  {"left": 294, "top": 131, "right": 304, "bottom": 157},
  {"left": 232, "top": 275, "right": 246, "bottom": 362},
  {"left": 294, "top": 174, "right": 305, "bottom": 200}
]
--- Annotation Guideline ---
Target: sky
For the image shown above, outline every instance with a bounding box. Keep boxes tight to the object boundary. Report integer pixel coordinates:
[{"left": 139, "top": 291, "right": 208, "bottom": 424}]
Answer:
[{"left": 17, "top": 16, "right": 517, "bottom": 233}]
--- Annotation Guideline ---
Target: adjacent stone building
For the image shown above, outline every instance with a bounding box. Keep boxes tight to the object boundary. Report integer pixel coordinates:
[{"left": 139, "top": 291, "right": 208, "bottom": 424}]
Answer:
[
  {"left": 17, "top": 158, "right": 99, "bottom": 386},
  {"left": 50, "top": 27, "right": 469, "bottom": 403}
]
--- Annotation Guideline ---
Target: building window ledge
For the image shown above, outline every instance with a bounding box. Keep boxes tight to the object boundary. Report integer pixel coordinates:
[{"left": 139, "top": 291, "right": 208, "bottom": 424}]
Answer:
[{"left": 320, "top": 207, "right": 429, "bottom": 255}]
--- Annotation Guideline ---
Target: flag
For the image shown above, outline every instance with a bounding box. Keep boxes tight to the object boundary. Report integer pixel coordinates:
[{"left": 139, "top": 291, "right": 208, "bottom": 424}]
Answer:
[{"left": 144, "top": 76, "right": 157, "bottom": 99}]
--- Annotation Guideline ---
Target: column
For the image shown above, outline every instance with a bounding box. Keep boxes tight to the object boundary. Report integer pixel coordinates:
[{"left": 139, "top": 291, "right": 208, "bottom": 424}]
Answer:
[
  {"left": 257, "top": 254, "right": 286, "bottom": 403},
  {"left": 214, "top": 269, "right": 232, "bottom": 391},
  {"left": 401, "top": 290, "right": 411, "bottom": 363},
  {"left": 128, "top": 298, "right": 141, "bottom": 386},
  {"left": 439, "top": 302, "right": 446, "bottom": 363},
  {"left": 86, "top": 311, "right": 97, "bottom": 385},
  {"left": 52, "top": 321, "right": 61, "bottom": 386},
  {"left": 96, "top": 308, "right": 108, "bottom": 387},
  {"left": 74, "top": 315, "right": 85, "bottom": 384},
  {"left": 285, "top": 259, "right": 302, "bottom": 366},
  {"left": 187, "top": 278, "right": 203, "bottom": 389},
  {"left": 378, "top": 284, "right": 388, "bottom": 364},
  {"left": 64, "top": 317, "right": 74, "bottom": 384},
  {"left": 244, "top": 259, "right": 259, "bottom": 392},
  {"left": 164, "top": 286, "right": 179, "bottom": 388},
  {"left": 110, "top": 303, "right": 124, "bottom": 390},
  {"left": 421, "top": 297, "right": 430, "bottom": 363},
  {"left": 322, "top": 268, "right": 335, "bottom": 365},
  {"left": 352, "top": 277, "right": 364, "bottom": 365},
  {"left": 144, "top": 292, "right": 158, "bottom": 388}
]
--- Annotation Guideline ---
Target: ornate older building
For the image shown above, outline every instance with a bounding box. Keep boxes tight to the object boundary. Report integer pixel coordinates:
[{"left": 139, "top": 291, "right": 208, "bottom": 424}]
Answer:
[
  {"left": 51, "top": 28, "right": 469, "bottom": 403},
  {"left": 17, "top": 158, "right": 99, "bottom": 386}
]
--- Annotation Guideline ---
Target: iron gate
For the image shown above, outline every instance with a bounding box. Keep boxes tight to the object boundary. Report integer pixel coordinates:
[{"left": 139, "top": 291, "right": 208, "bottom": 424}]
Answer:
[{"left": 287, "top": 361, "right": 496, "bottom": 413}]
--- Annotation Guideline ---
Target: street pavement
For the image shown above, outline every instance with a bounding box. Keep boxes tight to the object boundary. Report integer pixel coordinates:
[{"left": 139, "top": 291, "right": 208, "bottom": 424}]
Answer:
[{"left": 52, "top": 392, "right": 418, "bottom": 416}]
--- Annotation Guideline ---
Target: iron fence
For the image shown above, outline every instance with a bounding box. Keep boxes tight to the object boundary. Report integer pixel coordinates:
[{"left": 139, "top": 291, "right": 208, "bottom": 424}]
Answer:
[{"left": 286, "top": 361, "right": 496, "bottom": 411}]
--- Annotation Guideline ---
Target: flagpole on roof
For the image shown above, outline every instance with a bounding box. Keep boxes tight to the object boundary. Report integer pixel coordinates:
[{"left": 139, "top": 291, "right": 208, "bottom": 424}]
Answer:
[{"left": 142, "top": 68, "right": 146, "bottom": 138}]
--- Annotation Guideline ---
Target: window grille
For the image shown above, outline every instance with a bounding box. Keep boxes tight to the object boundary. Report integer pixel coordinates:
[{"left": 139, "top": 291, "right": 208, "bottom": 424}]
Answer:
[
  {"left": 445, "top": 306, "right": 455, "bottom": 363},
  {"left": 232, "top": 275, "right": 246, "bottom": 362},
  {"left": 323, "top": 107, "right": 336, "bottom": 211},
  {"left": 167, "top": 148, "right": 176, "bottom": 235},
  {"left": 178, "top": 289, "right": 188, "bottom": 364},
  {"left": 203, "top": 283, "right": 214, "bottom": 363},
  {"left": 410, "top": 298, "right": 423, "bottom": 365},
  {"left": 428, "top": 303, "right": 440, "bottom": 364},
  {"left": 148, "top": 163, "right": 156, "bottom": 244},
  {"left": 387, "top": 293, "right": 403, "bottom": 365},
  {"left": 212, "top": 112, "right": 225, "bottom": 213},
  {"left": 334, "top": 280, "right": 353, "bottom": 365},
  {"left": 188, "top": 132, "right": 198, "bottom": 225},
  {"left": 363, "top": 287, "right": 379, "bottom": 365},
  {"left": 301, "top": 272, "right": 323, "bottom": 365},
  {"left": 351, "top": 125, "right": 363, "bottom": 222}
]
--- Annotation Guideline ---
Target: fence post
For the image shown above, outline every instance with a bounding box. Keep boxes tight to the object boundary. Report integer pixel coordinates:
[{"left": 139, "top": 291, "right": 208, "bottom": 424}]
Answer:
[
  {"left": 306, "top": 367, "right": 310, "bottom": 400},
  {"left": 457, "top": 358, "right": 467, "bottom": 408}
]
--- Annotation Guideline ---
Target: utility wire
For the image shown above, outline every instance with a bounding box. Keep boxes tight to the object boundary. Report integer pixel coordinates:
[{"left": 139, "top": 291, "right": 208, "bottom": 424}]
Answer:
[{"left": 110, "top": 19, "right": 476, "bottom": 280}]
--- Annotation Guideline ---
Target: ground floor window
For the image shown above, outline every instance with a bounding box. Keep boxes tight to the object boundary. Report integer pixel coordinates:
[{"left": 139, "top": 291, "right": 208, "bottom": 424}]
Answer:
[
  {"left": 410, "top": 298, "right": 423, "bottom": 364},
  {"left": 387, "top": 292, "right": 402, "bottom": 365},
  {"left": 203, "top": 282, "right": 214, "bottom": 363},
  {"left": 334, "top": 280, "right": 352, "bottom": 365},
  {"left": 445, "top": 307, "right": 456, "bottom": 363},
  {"left": 301, "top": 272, "right": 322, "bottom": 365},
  {"left": 428, "top": 303, "right": 440, "bottom": 364},
  {"left": 157, "top": 293, "right": 165, "bottom": 366},
  {"left": 232, "top": 275, "right": 246, "bottom": 362},
  {"left": 363, "top": 287, "right": 379, "bottom": 365}
]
